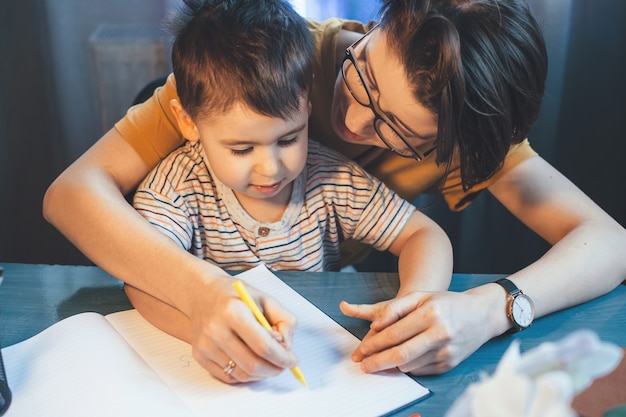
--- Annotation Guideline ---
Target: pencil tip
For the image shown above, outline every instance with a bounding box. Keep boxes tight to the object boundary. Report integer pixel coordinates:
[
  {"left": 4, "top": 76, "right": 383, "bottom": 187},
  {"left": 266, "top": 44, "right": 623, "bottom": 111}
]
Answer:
[{"left": 291, "top": 367, "right": 307, "bottom": 387}]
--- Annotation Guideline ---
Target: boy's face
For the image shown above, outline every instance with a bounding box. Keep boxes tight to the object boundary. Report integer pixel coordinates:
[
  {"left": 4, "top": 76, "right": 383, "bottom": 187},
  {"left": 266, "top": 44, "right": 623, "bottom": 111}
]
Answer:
[{"left": 192, "top": 96, "right": 310, "bottom": 207}]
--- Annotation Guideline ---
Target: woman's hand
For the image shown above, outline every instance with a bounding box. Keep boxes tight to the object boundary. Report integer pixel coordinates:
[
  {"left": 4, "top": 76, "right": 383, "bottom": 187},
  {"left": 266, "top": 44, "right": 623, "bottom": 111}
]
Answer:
[
  {"left": 190, "top": 279, "right": 300, "bottom": 384},
  {"left": 126, "top": 277, "right": 299, "bottom": 384},
  {"left": 340, "top": 288, "right": 499, "bottom": 375}
]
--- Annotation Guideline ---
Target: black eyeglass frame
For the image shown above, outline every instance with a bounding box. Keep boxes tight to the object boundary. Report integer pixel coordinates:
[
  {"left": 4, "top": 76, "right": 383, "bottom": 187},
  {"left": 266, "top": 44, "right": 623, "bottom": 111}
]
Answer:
[{"left": 341, "top": 25, "right": 436, "bottom": 161}]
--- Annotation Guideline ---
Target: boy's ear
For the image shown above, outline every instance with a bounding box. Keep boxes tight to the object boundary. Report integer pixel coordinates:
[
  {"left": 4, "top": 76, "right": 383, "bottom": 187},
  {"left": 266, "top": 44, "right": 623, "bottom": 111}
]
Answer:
[{"left": 169, "top": 99, "right": 200, "bottom": 141}]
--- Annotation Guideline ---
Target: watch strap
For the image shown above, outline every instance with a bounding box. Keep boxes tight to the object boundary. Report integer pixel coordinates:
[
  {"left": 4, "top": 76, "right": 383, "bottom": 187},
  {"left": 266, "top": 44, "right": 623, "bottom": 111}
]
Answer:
[
  {"left": 495, "top": 278, "right": 522, "bottom": 297},
  {"left": 494, "top": 278, "right": 526, "bottom": 333}
]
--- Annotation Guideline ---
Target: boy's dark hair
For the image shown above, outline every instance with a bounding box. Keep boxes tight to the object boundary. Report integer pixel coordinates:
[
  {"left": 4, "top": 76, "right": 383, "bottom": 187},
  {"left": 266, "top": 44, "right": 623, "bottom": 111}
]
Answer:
[
  {"left": 167, "top": 0, "right": 314, "bottom": 121},
  {"left": 380, "top": 0, "right": 548, "bottom": 191}
]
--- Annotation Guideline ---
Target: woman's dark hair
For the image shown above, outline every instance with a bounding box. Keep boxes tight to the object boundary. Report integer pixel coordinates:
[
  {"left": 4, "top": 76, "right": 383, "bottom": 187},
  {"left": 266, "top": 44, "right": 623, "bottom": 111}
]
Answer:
[
  {"left": 166, "top": 0, "right": 314, "bottom": 121},
  {"left": 380, "top": 0, "right": 548, "bottom": 190}
]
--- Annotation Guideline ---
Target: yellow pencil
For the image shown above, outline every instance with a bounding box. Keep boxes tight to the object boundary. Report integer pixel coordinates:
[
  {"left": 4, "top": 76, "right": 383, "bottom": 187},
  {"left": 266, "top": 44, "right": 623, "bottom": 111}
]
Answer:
[{"left": 232, "top": 279, "right": 307, "bottom": 387}]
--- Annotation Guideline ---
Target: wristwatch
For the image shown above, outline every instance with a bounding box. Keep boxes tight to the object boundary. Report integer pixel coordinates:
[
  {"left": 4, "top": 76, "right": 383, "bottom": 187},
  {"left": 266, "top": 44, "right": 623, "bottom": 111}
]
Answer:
[{"left": 494, "top": 278, "right": 535, "bottom": 332}]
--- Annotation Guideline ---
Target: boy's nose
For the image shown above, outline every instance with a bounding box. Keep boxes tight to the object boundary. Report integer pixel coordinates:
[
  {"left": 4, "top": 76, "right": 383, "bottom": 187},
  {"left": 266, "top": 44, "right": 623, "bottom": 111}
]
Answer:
[{"left": 256, "top": 151, "right": 281, "bottom": 178}]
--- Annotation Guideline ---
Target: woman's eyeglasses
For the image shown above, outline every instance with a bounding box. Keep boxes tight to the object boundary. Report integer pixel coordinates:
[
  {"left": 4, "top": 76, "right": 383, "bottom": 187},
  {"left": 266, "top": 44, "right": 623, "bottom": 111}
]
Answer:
[{"left": 341, "top": 25, "right": 436, "bottom": 161}]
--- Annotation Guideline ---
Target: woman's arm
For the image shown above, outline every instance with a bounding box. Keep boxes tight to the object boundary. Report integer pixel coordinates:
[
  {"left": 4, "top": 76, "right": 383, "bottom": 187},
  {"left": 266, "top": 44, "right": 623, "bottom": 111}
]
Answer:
[
  {"left": 43, "top": 128, "right": 299, "bottom": 383},
  {"left": 43, "top": 128, "right": 204, "bottom": 308},
  {"left": 340, "top": 157, "right": 626, "bottom": 375},
  {"left": 487, "top": 156, "right": 626, "bottom": 314}
]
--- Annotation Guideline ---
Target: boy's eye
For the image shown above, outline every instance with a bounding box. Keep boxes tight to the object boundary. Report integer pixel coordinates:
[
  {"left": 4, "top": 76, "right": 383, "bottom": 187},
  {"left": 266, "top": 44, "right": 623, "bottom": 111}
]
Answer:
[
  {"left": 228, "top": 136, "right": 297, "bottom": 155},
  {"left": 278, "top": 137, "right": 298, "bottom": 147},
  {"left": 230, "top": 147, "right": 253, "bottom": 156}
]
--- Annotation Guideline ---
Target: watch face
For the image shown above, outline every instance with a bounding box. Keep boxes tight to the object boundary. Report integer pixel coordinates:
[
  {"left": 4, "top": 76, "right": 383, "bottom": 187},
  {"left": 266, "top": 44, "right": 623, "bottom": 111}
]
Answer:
[{"left": 511, "top": 294, "right": 535, "bottom": 328}]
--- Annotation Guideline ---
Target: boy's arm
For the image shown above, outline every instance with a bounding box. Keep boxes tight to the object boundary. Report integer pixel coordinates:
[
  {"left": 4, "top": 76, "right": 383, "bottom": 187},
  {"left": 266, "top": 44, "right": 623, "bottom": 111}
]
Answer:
[
  {"left": 124, "top": 283, "right": 193, "bottom": 342},
  {"left": 388, "top": 210, "right": 453, "bottom": 294}
]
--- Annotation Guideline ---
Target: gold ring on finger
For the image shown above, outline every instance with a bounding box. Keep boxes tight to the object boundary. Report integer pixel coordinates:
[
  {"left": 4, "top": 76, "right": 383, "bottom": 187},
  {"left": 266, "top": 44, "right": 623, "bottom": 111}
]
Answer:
[{"left": 223, "top": 359, "right": 236, "bottom": 376}]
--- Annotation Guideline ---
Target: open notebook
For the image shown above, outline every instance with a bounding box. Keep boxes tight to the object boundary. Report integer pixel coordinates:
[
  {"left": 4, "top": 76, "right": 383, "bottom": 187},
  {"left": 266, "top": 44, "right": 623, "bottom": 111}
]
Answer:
[{"left": 2, "top": 265, "right": 429, "bottom": 417}]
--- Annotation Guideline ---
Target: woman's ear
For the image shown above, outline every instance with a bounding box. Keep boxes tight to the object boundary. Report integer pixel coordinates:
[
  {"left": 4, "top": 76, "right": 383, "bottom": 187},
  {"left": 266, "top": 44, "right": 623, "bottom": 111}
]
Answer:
[{"left": 170, "top": 99, "right": 200, "bottom": 141}]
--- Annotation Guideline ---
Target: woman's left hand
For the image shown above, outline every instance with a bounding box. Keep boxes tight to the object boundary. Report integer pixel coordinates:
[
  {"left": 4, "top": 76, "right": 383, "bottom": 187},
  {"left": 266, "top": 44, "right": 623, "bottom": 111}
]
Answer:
[{"left": 340, "top": 289, "right": 497, "bottom": 375}]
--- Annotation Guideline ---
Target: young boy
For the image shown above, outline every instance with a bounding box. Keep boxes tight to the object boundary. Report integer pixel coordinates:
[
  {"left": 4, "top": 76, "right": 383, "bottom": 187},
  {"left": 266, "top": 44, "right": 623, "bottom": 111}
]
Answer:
[{"left": 128, "top": 0, "right": 452, "bottom": 384}]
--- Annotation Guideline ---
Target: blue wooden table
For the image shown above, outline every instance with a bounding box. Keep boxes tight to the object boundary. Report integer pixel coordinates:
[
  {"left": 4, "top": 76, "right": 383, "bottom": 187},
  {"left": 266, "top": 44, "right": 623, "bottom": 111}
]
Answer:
[{"left": 1, "top": 263, "right": 624, "bottom": 416}]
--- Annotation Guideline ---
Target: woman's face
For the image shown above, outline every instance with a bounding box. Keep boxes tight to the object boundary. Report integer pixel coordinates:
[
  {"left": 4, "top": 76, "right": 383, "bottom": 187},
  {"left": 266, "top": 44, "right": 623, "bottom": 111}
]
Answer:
[{"left": 331, "top": 27, "right": 438, "bottom": 156}]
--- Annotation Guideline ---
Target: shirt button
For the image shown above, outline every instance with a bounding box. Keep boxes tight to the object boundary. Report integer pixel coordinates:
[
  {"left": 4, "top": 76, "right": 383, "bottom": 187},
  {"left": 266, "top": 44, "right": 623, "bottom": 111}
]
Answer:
[{"left": 257, "top": 227, "right": 270, "bottom": 237}]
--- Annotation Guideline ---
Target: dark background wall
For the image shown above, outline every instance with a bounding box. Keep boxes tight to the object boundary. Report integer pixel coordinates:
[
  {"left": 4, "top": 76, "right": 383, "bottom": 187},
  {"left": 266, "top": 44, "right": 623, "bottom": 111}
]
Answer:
[{"left": 0, "top": 1, "right": 624, "bottom": 272}]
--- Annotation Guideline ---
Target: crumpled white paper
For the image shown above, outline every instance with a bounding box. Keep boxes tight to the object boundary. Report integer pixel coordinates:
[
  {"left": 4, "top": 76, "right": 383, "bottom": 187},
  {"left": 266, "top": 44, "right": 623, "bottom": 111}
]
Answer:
[{"left": 445, "top": 329, "right": 623, "bottom": 417}]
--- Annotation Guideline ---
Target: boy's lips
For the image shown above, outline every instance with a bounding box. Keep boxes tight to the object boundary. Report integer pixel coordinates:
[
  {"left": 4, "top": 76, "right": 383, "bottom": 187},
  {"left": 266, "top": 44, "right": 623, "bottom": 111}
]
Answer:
[{"left": 253, "top": 181, "right": 281, "bottom": 194}]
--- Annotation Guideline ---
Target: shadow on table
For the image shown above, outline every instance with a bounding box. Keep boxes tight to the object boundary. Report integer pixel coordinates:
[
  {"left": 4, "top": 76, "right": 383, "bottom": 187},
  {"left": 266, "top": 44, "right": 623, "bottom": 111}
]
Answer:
[{"left": 57, "top": 285, "right": 133, "bottom": 320}]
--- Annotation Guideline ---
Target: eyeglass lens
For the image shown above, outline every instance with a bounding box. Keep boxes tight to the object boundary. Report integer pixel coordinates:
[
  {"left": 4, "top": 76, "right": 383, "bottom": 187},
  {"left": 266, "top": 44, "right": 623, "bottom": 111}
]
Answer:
[
  {"left": 343, "top": 58, "right": 418, "bottom": 158},
  {"left": 342, "top": 59, "right": 370, "bottom": 106}
]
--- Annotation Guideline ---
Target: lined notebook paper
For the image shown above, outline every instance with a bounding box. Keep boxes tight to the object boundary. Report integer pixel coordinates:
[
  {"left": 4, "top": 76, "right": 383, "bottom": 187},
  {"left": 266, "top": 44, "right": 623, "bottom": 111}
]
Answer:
[{"left": 3, "top": 265, "right": 429, "bottom": 417}]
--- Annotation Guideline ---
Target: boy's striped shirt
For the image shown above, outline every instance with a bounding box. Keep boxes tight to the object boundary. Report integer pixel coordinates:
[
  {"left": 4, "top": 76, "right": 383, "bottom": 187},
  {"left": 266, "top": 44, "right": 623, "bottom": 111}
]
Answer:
[{"left": 133, "top": 140, "right": 415, "bottom": 271}]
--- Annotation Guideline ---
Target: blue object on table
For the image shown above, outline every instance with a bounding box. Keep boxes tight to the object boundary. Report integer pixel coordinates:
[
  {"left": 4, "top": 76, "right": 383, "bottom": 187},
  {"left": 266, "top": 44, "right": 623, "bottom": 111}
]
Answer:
[
  {"left": 605, "top": 404, "right": 626, "bottom": 417},
  {"left": 0, "top": 349, "right": 11, "bottom": 416},
  {"left": 0, "top": 267, "right": 11, "bottom": 415}
]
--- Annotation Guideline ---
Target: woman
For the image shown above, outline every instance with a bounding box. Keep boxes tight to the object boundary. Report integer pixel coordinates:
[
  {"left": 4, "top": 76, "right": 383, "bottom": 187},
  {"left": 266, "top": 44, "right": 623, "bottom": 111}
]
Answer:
[{"left": 43, "top": 0, "right": 626, "bottom": 381}]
